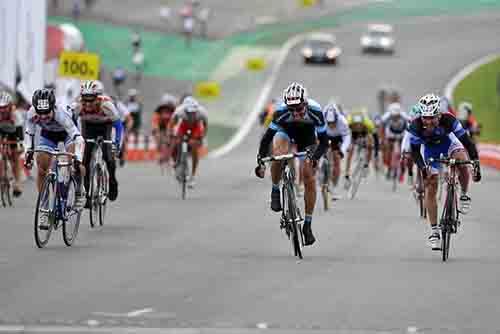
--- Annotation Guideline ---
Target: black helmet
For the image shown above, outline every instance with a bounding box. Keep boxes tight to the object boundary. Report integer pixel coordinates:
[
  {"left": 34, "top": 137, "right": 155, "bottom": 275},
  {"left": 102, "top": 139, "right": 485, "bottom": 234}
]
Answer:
[{"left": 32, "top": 88, "right": 56, "bottom": 114}]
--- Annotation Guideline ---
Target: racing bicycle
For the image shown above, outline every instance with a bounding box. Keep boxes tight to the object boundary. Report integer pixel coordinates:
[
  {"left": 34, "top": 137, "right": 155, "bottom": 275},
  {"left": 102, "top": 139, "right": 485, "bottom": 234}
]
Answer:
[
  {"left": 428, "top": 157, "right": 474, "bottom": 262},
  {"left": 261, "top": 152, "right": 306, "bottom": 259},
  {"left": 33, "top": 149, "right": 82, "bottom": 248}
]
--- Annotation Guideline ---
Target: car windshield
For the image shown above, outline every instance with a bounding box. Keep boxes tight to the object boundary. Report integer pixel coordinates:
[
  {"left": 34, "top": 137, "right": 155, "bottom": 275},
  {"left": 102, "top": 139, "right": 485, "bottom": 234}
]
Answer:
[
  {"left": 368, "top": 31, "right": 390, "bottom": 38},
  {"left": 306, "top": 40, "right": 335, "bottom": 49}
]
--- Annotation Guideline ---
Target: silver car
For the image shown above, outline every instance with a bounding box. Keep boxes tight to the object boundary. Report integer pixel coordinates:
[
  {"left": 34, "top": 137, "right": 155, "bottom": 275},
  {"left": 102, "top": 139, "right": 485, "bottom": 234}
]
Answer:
[
  {"left": 301, "top": 33, "right": 342, "bottom": 65},
  {"left": 361, "top": 24, "right": 395, "bottom": 54}
]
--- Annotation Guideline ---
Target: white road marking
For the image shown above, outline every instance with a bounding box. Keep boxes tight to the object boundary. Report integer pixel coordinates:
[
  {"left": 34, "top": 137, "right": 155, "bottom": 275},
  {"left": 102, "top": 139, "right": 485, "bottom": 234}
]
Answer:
[
  {"left": 208, "top": 32, "right": 313, "bottom": 159},
  {"left": 443, "top": 53, "right": 499, "bottom": 102},
  {"left": 86, "top": 319, "right": 99, "bottom": 326},
  {"left": 126, "top": 308, "right": 154, "bottom": 317},
  {"left": 407, "top": 326, "right": 418, "bottom": 333}
]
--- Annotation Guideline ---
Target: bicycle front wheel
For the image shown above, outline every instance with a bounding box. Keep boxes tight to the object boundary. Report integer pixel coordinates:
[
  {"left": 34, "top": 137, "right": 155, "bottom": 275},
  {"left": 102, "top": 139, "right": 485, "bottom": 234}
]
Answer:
[
  {"left": 62, "top": 177, "right": 82, "bottom": 246},
  {"left": 285, "top": 182, "right": 302, "bottom": 259},
  {"left": 441, "top": 185, "right": 456, "bottom": 262},
  {"left": 89, "top": 163, "right": 101, "bottom": 228},
  {"left": 34, "top": 176, "right": 55, "bottom": 248},
  {"left": 99, "top": 166, "right": 109, "bottom": 226}
]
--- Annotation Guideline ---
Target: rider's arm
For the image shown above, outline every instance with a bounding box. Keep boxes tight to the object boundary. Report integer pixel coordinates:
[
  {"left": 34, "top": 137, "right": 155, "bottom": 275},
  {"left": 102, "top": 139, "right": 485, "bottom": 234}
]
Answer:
[
  {"left": 449, "top": 117, "right": 479, "bottom": 160},
  {"left": 339, "top": 117, "right": 352, "bottom": 156},
  {"left": 258, "top": 125, "right": 277, "bottom": 158},
  {"left": 55, "top": 106, "right": 84, "bottom": 162},
  {"left": 410, "top": 143, "right": 425, "bottom": 169},
  {"left": 23, "top": 108, "right": 36, "bottom": 152},
  {"left": 312, "top": 130, "right": 329, "bottom": 160},
  {"left": 457, "top": 132, "right": 478, "bottom": 160},
  {"left": 113, "top": 119, "right": 124, "bottom": 150}
]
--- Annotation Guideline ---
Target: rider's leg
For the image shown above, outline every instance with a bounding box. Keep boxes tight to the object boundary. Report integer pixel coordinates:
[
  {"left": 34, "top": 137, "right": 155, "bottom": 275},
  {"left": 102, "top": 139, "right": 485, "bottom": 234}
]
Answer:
[
  {"left": 331, "top": 151, "right": 341, "bottom": 188},
  {"left": 190, "top": 140, "right": 200, "bottom": 178},
  {"left": 302, "top": 158, "right": 317, "bottom": 245},
  {"left": 345, "top": 144, "right": 354, "bottom": 177},
  {"left": 35, "top": 153, "right": 52, "bottom": 193},
  {"left": 453, "top": 149, "right": 470, "bottom": 194},
  {"left": 303, "top": 159, "right": 317, "bottom": 216},
  {"left": 10, "top": 149, "right": 22, "bottom": 194},
  {"left": 425, "top": 174, "right": 439, "bottom": 227},
  {"left": 366, "top": 135, "right": 374, "bottom": 166}
]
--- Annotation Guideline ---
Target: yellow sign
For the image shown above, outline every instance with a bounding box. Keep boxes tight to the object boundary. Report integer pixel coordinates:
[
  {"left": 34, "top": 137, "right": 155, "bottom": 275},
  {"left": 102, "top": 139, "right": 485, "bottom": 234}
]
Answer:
[
  {"left": 194, "top": 81, "right": 221, "bottom": 98},
  {"left": 300, "top": 0, "right": 317, "bottom": 7},
  {"left": 58, "top": 51, "right": 101, "bottom": 80},
  {"left": 246, "top": 58, "right": 266, "bottom": 71}
]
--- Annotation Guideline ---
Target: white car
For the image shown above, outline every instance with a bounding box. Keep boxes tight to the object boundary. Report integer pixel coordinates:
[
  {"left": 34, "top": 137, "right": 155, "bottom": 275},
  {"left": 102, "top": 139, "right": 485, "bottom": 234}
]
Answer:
[
  {"left": 301, "top": 33, "right": 342, "bottom": 65},
  {"left": 361, "top": 24, "right": 395, "bottom": 54}
]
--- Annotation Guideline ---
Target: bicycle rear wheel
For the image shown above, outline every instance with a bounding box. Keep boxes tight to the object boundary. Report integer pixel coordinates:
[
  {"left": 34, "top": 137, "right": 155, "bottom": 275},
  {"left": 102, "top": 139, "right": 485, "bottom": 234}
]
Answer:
[
  {"left": 285, "top": 182, "right": 302, "bottom": 259},
  {"left": 34, "top": 176, "right": 55, "bottom": 248},
  {"left": 62, "top": 177, "right": 82, "bottom": 246},
  {"left": 180, "top": 150, "right": 188, "bottom": 200}
]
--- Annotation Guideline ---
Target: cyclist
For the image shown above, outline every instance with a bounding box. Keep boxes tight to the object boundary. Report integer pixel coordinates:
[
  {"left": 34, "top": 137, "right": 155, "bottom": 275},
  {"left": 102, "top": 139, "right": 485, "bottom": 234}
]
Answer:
[
  {"left": 71, "top": 80, "right": 123, "bottom": 206},
  {"left": 167, "top": 96, "right": 207, "bottom": 188},
  {"left": 0, "top": 91, "right": 24, "bottom": 197},
  {"left": 111, "top": 95, "right": 131, "bottom": 166},
  {"left": 379, "top": 102, "right": 409, "bottom": 181},
  {"left": 401, "top": 104, "right": 423, "bottom": 187},
  {"left": 344, "top": 108, "right": 375, "bottom": 187},
  {"left": 24, "top": 89, "right": 85, "bottom": 206},
  {"left": 322, "top": 102, "right": 351, "bottom": 198},
  {"left": 457, "top": 102, "right": 480, "bottom": 143},
  {"left": 255, "top": 82, "right": 328, "bottom": 246},
  {"left": 125, "top": 88, "right": 143, "bottom": 141},
  {"left": 409, "top": 93, "right": 481, "bottom": 250},
  {"left": 439, "top": 96, "right": 455, "bottom": 116},
  {"left": 152, "top": 94, "right": 178, "bottom": 166}
]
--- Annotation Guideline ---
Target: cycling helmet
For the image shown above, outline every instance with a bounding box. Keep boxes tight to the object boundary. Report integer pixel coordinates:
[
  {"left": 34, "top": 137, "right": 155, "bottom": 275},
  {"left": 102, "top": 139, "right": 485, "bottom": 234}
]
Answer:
[
  {"left": 352, "top": 114, "right": 364, "bottom": 123},
  {"left": 324, "top": 103, "right": 339, "bottom": 123},
  {"left": 418, "top": 93, "right": 440, "bottom": 117},
  {"left": 283, "top": 82, "right": 307, "bottom": 106},
  {"left": 387, "top": 102, "right": 402, "bottom": 117},
  {"left": 32, "top": 88, "right": 56, "bottom": 114},
  {"left": 160, "top": 93, "right": 178, "bottom": 107},
  {"left": 81, "top": 80, "right": 103, "bottom": 97},
  {"left": 128, "top": 88, "right": 138, "bottom": 98},
  {"left": 457, "top": 101, "right": 472, "bottom": 121},
  {"left": 0, "top": 91, "right": 13, "bottom": 108},
  {"left": 183, "top": 96, "right": 200, "bottom": 113}
]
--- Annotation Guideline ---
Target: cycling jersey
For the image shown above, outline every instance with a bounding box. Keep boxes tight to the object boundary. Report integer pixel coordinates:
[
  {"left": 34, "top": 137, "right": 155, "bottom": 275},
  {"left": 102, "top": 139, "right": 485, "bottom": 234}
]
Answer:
[
  {"left": 346, "top": 114, "right": 375, "bottom": 141},
  {"left": 171, "top": 103, "right": 208, "bottom": 125},
  {"left": 71, "top": 95, "right": 123, "bottom": 149},
  {"left": 380, "top": 111, "right": 409, "bottom": 139},
  {"left": 24, "top": 104, "right": 84, "bottom": 161},
  {"left": 258, "top": 99, "right": 328, "bottom": 160},
  {"left": 152, "top": 104, "right": 176, "bottom": 132},
  {"left": 0, "top": 109, "right": 23, "bottom": 134},
  {"left": 322, "top": 109, "right": 351, "bottom": 156},
  {"left": 408, "top": 113, "right": 478, "bottom": 171}
]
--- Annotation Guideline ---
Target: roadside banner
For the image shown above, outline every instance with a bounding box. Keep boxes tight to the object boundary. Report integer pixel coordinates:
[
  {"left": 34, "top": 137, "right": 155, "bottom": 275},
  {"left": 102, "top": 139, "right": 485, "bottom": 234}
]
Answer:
[
  {"left": 17, "top": 0, "right": 46, "bottom": 101},
  {"left": 0, "top": 1, "right": 17, "bottom": 91},
  {"left": 58, "top": 51, "right": 101, "bottom": 80}
]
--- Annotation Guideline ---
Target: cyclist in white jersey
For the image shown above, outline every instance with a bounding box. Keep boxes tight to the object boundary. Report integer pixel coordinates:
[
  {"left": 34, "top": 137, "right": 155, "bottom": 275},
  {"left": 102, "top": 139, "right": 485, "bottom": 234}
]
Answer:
[
  {"left": 322, "top": 103, "right": 351, "bottom": 197},
  {"left": 24, "top": 89, "right": 85, "bottom": 205}
]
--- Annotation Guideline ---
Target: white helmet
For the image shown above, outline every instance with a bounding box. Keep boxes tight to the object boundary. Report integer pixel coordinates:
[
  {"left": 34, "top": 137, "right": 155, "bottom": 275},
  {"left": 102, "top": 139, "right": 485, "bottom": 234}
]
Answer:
[
  {"left": 418, "top": 93, "right": 440, "bottom": 117},
  {"left": 183, "top": 96, "right": 200, "bottom": 113},
  {"left": 81, "top": 80, "right": 104, "bottom": 96},
  {"left": 457, "top": 102, "right": 472, "bottom": 121},
  {"left": 283, "top": 82, "right": 308, "bottom": 106},
  {"left": 160, "top": 93, "right": 177, "bottom": 107},
  {"left": 324, "top": 103, "right": 339, "bottom": 123},
  {"left": 0, "top": 91, "right": 13, "bottom": 107},
  {"left": 387, "top": 102, "right": 402, "bottom": 117}
]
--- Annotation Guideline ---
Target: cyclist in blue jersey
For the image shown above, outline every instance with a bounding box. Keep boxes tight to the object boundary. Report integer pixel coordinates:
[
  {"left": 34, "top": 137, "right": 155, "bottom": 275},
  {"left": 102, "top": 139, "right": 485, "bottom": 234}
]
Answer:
[
  {"left": 408, "top": 93, "right": 481, "bottom": 250},
  {"left": 255, "top": 82, "right": 329, "bottom": 246}
]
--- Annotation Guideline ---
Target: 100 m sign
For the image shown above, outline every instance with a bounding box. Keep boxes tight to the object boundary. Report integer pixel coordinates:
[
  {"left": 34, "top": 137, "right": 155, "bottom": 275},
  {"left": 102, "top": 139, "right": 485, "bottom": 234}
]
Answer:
[{"left": 58, "top": 51, "right": 101, "bottom": 80}]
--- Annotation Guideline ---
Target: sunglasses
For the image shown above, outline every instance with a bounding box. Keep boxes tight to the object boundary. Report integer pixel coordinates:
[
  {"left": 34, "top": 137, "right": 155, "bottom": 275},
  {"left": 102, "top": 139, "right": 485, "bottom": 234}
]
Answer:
[{"left": 422, "top": 115, "right": 437, "bottom": 121}]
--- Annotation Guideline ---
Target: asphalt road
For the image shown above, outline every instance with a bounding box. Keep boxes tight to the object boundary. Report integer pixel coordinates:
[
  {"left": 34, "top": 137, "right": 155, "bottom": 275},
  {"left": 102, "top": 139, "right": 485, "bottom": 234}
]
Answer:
[{"left": 2, "top": 12, "right": 500, "bottom": 333}]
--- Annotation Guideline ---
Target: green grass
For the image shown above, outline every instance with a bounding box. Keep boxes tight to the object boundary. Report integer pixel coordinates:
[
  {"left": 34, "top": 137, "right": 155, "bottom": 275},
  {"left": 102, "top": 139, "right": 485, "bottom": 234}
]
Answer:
[{"left": 453, "top": 56, "right": 500, "bottom": 143}]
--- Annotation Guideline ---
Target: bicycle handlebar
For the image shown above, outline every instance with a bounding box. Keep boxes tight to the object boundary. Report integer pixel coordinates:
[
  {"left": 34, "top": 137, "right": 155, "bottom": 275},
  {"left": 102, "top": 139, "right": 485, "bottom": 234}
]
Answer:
[
  {"left": 428, "top": 157, "right": 474, "bottom": 166},
  {"left": 85, "top": 138, "right": 114, "bottom": 144},
  {"left": 261, "top": 151, "right": 307, "bottom": 163}
]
